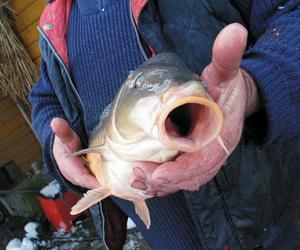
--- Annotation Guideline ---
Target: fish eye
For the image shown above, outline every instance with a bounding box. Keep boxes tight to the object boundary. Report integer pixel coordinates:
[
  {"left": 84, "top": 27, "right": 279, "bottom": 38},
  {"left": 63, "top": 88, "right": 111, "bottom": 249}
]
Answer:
[{"left": 129, "top": 72, "right": 144, "bottom": 89}]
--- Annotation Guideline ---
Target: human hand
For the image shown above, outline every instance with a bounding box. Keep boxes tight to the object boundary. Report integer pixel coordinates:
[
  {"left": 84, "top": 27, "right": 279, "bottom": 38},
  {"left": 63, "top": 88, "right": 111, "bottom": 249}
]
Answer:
[
  {"left": 131, "top": 23, "right": 260, "bottom": 196},
  {"left": 51, "top": 118, "right": 99, "bottom": 189}
]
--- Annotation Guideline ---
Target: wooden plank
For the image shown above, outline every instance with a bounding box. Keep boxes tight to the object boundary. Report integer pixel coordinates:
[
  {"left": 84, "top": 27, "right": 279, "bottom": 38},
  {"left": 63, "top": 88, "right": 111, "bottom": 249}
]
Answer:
[
  {"left": 23, "top": 153, "right": 43, "bottom": 173},
  {"left": 14, "top": 160, "right": 31, "bottom": 174},
  {"left": 10, "top": 162, "right": 31, "bottom": 176},
  {"left": 0, "top": 124, "right": 31, "bottom": 151},
  {"left": 23, "top": 150, "right": 43, "bottom": 167},
  {"left": 0, "top": 96, "right": 14, "bottom": 113},
  {"left": 0, "top": 133, "right": 36, "bottom": 166},
  {"left": 0, "top": 104, "right": 20, "bottom": 124},
  {"left": 19, "top": 20, "right": 39, "bottom": 47},
  {"left": 14, "top": 0, "right": 46, "bottom": 32},
  {"left": 15, "top": 143, "right": 42, "bottom": 167},
  {"left": 26, "top": 40, "right": 40, "bottom": 60},
  {"left": 22, "top": 150, "right": 43, "bottom": 173},
  {"left": 27, "top": 152, "right": 42, "bottom": 164},
  {"left": 0, "top": 115, "right": 25, "bottom": 139},
  {"left": 11, "top": 0, "right": 36, "bottom": 14}
]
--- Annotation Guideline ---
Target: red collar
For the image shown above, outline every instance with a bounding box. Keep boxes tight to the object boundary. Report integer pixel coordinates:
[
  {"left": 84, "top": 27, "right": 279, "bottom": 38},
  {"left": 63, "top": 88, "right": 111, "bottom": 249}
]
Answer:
[{"left": 39, "top": 0, "right": 148, "bottom": 69}]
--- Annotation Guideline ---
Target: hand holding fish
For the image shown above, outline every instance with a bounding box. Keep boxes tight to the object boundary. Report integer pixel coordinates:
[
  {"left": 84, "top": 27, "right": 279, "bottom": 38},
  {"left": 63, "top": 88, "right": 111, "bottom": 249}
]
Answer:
[
  {"left": 54, "top": 23, "right": 259, "bottom": 228},
  {"left": 132, "top": 23, "right": 260, "bottom": 195},
  {"left": 51, "top": 118, "right": 99, "bottom": 190}
]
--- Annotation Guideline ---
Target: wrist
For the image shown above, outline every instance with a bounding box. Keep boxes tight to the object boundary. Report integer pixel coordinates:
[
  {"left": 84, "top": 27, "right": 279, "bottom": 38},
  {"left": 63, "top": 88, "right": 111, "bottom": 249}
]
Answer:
[{"left": 241, "top": 69, "right": 261, "bottom": 117}]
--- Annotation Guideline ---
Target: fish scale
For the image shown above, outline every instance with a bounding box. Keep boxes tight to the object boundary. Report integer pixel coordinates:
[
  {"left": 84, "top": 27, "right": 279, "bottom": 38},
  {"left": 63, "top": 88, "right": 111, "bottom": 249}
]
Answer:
[{"left": 71, "top": 53, "right": 225, "bottom": 229}]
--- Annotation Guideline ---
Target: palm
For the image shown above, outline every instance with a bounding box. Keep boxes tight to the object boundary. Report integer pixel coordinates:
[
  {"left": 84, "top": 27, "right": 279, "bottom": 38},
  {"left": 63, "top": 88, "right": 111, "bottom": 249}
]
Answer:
[
  {"left": 51, "top": 118, "right": 99, "bottom": 190},
  {"left": 131, "top": 23, "right": 259, "bottom": 195}
]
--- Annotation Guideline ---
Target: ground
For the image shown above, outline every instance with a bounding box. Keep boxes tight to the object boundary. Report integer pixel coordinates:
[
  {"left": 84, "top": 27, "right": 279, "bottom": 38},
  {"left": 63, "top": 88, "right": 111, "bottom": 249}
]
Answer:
[
  {"left": 2, "top": 207, "right": 300, "bottom": 249},
  {"left": 1, "top": 214, "right": 150, "bottom": 250}
]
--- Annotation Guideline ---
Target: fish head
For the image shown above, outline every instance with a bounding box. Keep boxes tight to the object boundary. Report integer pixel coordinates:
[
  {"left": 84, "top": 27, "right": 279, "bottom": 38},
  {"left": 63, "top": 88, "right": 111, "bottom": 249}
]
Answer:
[{"left": 108, "top": 53, "right": 223, "bottom": 153}]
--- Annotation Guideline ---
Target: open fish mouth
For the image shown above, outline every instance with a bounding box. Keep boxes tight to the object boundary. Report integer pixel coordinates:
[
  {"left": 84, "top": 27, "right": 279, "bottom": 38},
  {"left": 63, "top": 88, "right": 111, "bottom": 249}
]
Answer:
[{"left": 159, "top": 96, "right": 223, "bottom": 152}]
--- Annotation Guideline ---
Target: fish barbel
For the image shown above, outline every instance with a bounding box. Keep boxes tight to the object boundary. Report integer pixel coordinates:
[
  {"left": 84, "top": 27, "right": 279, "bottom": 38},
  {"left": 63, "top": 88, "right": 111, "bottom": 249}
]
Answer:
[{"left": 70, "top": 53, "right": 225, "bottom": 229}]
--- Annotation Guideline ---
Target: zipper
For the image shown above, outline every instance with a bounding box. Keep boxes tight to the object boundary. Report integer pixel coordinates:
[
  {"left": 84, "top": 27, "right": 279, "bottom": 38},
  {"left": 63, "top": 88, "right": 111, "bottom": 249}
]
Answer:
[
  {"left": 39, "top": 2, "right": 147, "bottom": 247},
  {"left": 37, "top": 27, "right": 86, "bottom": 120},
  {"left": 38, "top": 27, "right": 109, "bottom": 248},
  {"left": 38, "top": 26, "right": 93, "bottom": 140},
  {"left": 99, "top": 202, "right": 109, "bottom": 250},
  {"left": 129, "top": 0, "right": 148, "bottom": 61}
]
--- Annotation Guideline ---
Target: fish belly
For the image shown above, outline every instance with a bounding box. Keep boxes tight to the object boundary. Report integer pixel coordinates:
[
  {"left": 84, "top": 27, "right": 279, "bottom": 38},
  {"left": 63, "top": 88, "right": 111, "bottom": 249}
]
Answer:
[{"left": 104, "top": 160, "right": 150, "bottom": 201}]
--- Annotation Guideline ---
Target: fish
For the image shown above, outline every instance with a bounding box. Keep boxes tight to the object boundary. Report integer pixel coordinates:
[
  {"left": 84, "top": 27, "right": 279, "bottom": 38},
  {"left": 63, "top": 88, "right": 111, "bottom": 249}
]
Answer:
[{"left": 70, "top": 52, "right": 226, "bottom": 229}]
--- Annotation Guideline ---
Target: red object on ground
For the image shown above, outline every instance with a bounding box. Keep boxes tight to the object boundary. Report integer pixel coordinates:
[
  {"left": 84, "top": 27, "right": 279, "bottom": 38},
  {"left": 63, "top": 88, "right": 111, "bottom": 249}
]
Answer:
[{"left": 38, "top": 192, "right": 82, "bottom": 232}]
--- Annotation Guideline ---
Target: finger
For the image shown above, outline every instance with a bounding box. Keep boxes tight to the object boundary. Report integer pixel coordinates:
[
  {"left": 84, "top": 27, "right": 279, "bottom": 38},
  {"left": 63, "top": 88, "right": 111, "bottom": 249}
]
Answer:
[
  {"left": 145, "top": 188, "right": 175, "bottom": 197},
  {"left": 151, "top": 144, "right": 227, "bottom": 186},
  {"left": 51, "top": 118, "right": 77, "bottom": 147},
  {"left": 212, "top": 23, "right": 248, "bottom": 80},
  {"left": 53, "top": 135, "right": 98, "bottom": 190},
  {"left": 202, "top": 23, "right": 248, "bottom": 98},
  {"left": 178, "top": 180, "right": 201, "bottom": 191},
  {"left": 59, "top": 157, "right": 99, "bottom": 189},
  {"left": 131, "top": 180, "right": 147, "bottom": 190},
  {"left": 150, "top": 160, "right": 195, "bottom": 185},
  {"left": 143, "top": 179, "right": 178, "bottom": 197},
  {"left": 132, "top": 161, "right": 160, "bottom": 180},
  {"left": 131, "top": 161, "right": 179, "bottom": 196},
  {"left": 73, "top": 173, "right": 99, "bottom": 190},
  {"left": 130, "top": 161, "right": 159, "bottom": 190},
  {"left": 177, "top": 174, "right": 214, "bottom": 191},
  {"left": 149, "top": 161, "right": 219, "bottom": 192}
]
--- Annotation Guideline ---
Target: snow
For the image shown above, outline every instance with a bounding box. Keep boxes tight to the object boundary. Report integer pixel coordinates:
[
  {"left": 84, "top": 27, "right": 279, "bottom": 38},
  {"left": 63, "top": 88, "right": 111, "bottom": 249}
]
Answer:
[
  {"left": 53, "top": 228, "right": 71, "bottom": 238},
  {"left": 20, "top": 238, "right": 37, "bottom": 250},
  {"left": 124, "top": 238, "right": 136, "bottom": 249},
  {"left": 6, "top": 237, "right": 37, "bottom": 250},
  {"left": 6, "top": 222, "right": 39, "bottom": 250},
  {"left": 38, "top": 241, "right": 47, "bottom": 248},
  {"left": 58, "top": 221, "right": 68, "bottom": 232},
  {"left": 6, "top": 217, "right": 146, "bottom": 250},
  {"left": 40, "top": 180, "right": 61, "bottom": 198},
  {"left": 6, "top": 239, "right": 21, "bottom": 250},
  {"left": 24, "top": 222, "right": 39, "bottom": 239},
  {"left": 50, "top": 242, "right": 80, "bottom": 250},
  {"left": 90, "top": 239, "right": 101, "bottom": 249},
  {"left": 123, "top": 231, "right": 144, "bottom": 250},
  {"left": 127, "top": 218, "right": 137, "bottom": 229}
]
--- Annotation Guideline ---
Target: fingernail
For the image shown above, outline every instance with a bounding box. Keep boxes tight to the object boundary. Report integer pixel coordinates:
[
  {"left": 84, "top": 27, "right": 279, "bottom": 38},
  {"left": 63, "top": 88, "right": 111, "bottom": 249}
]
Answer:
[
  {"left": 131, "top": 180, "right": 147, "bottom": 190},
  {"left": 133, "top": 167, "right": 146, "bottom": 179}
]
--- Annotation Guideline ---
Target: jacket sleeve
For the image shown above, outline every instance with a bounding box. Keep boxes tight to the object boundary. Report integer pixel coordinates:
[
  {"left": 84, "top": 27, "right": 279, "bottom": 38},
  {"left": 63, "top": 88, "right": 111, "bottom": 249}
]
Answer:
[
  {"left": 239, "top": 0, "right": 300, "bottom": 145},
  {"left": 29, "top": 59, "right": 83, "bottom": 193}
]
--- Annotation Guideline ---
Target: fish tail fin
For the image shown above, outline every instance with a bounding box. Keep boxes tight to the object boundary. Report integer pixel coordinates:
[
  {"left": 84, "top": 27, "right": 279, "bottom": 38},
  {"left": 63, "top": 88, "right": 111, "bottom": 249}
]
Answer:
[
  {"left": 133, "top": 200, "right": 151, "bottom": 229},
  {"left": 217, "top": 136, "right": 229, "bottom": 155},
  {"left": 71, "top": 187, "right": 111, "bottom": 215}
]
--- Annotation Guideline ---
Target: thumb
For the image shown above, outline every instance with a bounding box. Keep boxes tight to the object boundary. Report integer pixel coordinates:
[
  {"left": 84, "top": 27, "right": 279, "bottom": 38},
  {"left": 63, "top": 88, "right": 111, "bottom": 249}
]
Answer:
[
  {"left": 202, "top": 23, "right": 248, "bottom": 93},
  {"left": 51, "top": 118, "right": 79, "bottom": 150}
]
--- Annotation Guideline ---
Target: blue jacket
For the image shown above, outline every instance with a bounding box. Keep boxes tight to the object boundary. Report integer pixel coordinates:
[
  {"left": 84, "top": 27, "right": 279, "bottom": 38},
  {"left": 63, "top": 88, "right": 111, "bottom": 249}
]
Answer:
[{"left": 29, "top": 0, "right": 300, "bottom": 249}]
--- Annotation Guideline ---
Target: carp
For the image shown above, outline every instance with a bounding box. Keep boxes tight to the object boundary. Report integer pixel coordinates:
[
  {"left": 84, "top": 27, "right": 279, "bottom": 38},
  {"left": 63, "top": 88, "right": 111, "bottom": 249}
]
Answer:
[{"left": 70, "top": 53, "right": 225, "bottom": 229}]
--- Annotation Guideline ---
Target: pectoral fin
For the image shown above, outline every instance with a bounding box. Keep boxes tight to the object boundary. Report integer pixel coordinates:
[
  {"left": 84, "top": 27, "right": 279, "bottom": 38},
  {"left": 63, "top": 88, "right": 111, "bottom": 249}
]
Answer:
[
  {"left": 133, "top": 200, "right": 151, "bottom": 229},
  {"left": 72, "top": 145, "right": 105, "bottom": 156},
  {"left": 71, "top": 187, "right": 111, "bottom": 215}
]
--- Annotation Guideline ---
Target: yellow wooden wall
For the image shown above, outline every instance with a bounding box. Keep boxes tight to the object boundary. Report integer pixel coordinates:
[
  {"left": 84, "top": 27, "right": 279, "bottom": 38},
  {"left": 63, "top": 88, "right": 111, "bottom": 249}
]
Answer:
[
  {"left": 0, "top": 1, "right": 45, "bottom": 174},
  {"left": 0, "top": 91, "right": 42, "bottom": 174},
  {"left": 11, "top": 0, "right": 46, "bottom": 67}
]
